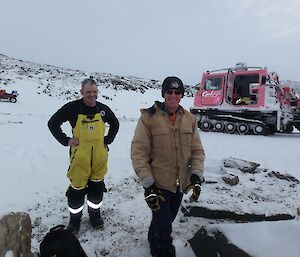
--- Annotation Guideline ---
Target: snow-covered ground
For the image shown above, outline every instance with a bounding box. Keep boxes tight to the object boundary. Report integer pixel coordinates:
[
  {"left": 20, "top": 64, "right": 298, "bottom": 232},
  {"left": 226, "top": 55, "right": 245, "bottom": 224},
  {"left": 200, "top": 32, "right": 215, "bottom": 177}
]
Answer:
[{"left": 0, "top": 59, "right": 300, "bottom": 257}]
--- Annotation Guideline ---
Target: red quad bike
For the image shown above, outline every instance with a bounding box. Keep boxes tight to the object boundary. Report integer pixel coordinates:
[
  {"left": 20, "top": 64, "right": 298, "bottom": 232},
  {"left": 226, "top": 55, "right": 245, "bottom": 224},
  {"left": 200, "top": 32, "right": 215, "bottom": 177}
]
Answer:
[
  {"left": 0, "top": 89, "right": 18, "bottom": 103},
  {"left": 190, "top": 63, "right": 300, "bottom": 135}
]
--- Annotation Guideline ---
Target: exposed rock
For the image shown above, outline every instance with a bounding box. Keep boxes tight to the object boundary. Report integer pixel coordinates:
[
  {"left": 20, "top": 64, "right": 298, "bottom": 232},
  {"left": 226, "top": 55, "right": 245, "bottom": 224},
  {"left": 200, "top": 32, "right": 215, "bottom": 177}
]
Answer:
[
  {"left": 189, "top": 226, "right": 251, "bottom": 257},
  {"left": 222, "top": 173, "right": 239, "bottom": 186},
  {"left": 183, "top": 157, "right": 299, "bottom": 221},
  {"left": 223, "top": 157, "right": 260, "bottom": 173},
  {"left": 182, "top": 205, "right": 295, "bottom": 222},
  {"left": 0, "top": 212, "right": 34, "bottom": 257},
  {"left": 267, "top": 170, "right": 300, "bottom": 183},
  {"left": 189, "top": 220, "right": 300, "bottom": 257}
]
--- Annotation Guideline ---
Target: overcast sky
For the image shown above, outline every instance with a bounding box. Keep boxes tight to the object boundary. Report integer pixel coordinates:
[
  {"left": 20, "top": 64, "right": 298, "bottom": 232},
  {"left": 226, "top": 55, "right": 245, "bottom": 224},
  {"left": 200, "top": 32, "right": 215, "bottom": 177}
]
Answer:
[{"left": 1, "top": 0, "right": 300, "bottom": 84}]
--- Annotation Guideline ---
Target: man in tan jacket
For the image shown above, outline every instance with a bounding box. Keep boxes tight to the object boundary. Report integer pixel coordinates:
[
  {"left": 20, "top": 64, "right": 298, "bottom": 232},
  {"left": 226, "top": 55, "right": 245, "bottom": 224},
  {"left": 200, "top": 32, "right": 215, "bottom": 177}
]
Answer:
[{"left": 131, "top": 76, "right": 205, "bottom": 257}]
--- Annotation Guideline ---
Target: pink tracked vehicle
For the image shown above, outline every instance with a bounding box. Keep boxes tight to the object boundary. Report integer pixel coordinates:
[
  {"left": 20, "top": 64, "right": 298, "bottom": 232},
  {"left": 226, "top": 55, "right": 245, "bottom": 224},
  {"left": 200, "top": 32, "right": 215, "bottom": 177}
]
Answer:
[{"left": 190, "top": 63, "right": 300, "bottom": 135}]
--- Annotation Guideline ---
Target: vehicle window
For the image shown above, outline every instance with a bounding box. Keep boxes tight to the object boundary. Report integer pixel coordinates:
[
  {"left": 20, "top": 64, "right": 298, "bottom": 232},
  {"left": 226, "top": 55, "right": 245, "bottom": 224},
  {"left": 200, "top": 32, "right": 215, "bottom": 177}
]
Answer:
[
  {"left": 204, "top": 78, "right": 222, "bottom": 90},
  {"left": 233, "top": 74, "right": 259, "bottom": 97}
]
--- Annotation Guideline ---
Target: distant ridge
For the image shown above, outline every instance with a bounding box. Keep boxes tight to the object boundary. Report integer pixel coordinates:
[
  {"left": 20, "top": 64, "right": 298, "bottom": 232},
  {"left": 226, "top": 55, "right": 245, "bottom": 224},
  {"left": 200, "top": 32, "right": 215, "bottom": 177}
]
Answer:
[{"left": 0, "top": 54, "right": 195, "bottom": 100}]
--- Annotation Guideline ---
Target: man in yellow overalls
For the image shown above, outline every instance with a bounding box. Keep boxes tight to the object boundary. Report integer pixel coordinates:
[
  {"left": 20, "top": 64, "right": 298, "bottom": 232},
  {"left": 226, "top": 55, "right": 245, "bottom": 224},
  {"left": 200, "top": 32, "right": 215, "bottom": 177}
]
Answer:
[{"left": 48, "top": 78, "right": 119, "bottom": 234}]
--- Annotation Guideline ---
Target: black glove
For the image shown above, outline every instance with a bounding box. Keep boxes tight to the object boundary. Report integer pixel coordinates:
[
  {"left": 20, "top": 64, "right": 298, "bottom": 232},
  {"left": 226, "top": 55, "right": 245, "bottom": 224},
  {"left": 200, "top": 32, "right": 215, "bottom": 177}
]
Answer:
[
  {"left": 185, "top": 174, "right": 202, "bottom": 202},
  {"left": 103, "top": 136, "right": 110, "bottom": 151},
  {"left": 104, "top": 136, "right": 111, "bottom": 146},
  {"left": 104, "top": 144, "right": 109, "bottom": 152},
  {"left": 144, "top": 184, "right": 166, "bottom": 211}
]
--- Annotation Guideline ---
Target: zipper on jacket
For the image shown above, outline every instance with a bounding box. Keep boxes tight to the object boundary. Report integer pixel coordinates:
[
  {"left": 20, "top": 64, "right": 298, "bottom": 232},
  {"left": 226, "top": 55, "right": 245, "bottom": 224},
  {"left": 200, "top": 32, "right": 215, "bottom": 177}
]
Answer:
[
  {"left": 90, "top": 146, "right": 93, "bottom": 168},
  {"left": 172, "top": 125, "right": 181, "bottom": 191}
]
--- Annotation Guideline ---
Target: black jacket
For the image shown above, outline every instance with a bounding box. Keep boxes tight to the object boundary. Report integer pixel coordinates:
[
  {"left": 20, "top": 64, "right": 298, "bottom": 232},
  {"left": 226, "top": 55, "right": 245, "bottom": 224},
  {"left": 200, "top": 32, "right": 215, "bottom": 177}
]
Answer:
[{"left": 48, "top": 98, "right": 119, "bottom": 146}]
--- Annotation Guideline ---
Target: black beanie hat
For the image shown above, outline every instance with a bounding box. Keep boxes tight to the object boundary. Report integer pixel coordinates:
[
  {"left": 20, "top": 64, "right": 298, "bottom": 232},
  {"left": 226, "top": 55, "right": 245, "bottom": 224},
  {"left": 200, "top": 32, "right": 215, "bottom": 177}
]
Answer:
[{"left": 161, "top": 76, "right": 184, "bottom": 98}]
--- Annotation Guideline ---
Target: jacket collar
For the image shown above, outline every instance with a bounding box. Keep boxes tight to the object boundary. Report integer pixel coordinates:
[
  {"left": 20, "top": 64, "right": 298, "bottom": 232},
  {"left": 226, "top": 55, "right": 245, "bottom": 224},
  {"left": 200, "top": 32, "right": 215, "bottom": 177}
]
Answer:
[{"left": 154, "top": 101, "right": 184, "bottom": 115}]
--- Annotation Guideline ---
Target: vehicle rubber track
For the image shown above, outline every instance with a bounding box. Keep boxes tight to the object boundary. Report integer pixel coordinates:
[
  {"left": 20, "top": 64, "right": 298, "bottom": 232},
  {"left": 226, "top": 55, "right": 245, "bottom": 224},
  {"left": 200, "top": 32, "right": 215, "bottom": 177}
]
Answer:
[{"left": 197, "top": 115, "right": 275, "bottom": 135}]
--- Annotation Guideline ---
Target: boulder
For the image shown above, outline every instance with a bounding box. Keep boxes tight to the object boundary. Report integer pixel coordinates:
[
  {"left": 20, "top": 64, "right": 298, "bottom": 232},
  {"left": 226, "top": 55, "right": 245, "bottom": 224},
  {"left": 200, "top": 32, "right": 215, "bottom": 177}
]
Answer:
[
  {"left": 223, "top": 157, "right": 260, "bottom": 173},
  {"left": 222, "top": 173, "right": 239, "bottom": 186},
  {"left": 0, "top": 212, "right": 34, "bottom": 257},
  {"left": 189, "top": 226, "right": 251, "bottom": 257}
]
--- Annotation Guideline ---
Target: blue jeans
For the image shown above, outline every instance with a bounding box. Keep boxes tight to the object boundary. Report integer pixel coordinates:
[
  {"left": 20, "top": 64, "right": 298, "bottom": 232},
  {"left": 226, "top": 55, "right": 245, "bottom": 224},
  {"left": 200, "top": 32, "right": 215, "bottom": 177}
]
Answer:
[{"left": 149, "top": 187, "right": 183, "bottom": 254}]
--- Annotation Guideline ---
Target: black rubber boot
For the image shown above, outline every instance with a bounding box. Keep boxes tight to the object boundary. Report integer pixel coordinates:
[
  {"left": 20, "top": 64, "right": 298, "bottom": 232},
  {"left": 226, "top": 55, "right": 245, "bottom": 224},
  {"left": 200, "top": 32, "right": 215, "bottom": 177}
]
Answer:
[
  {"left": 88, "top": 207, "right": 104, "bottom": 229},
  {"left": 67, "top": 212, "right": 82, "bottom": 234},
  {"left": 164, "top": 245, "right": 176, "bottom": 257},
  {"left": 151, "top": 245, "right": 176, "bottom": 257}
]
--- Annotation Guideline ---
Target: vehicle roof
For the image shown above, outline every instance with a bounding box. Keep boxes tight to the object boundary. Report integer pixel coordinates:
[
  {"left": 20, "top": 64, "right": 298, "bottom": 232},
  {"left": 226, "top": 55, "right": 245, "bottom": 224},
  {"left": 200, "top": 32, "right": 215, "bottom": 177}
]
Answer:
[{"left": 203, "top": 67, "right": 268, "bottom": 77}]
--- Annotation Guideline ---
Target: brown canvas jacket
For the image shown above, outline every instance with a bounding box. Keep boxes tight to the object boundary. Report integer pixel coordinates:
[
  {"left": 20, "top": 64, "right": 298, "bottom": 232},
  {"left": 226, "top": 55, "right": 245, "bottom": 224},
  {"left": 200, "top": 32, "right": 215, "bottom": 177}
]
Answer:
[{"left": 131, "top": 102, "right": 205, "bottom": 193}]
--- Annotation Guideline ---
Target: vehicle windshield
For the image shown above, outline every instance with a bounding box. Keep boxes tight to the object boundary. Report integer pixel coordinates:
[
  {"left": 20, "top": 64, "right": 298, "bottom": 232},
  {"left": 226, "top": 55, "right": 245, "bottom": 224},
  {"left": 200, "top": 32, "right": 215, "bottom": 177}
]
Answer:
[{"left": 204, "top": 77, "right": 222, "bottom": 90}]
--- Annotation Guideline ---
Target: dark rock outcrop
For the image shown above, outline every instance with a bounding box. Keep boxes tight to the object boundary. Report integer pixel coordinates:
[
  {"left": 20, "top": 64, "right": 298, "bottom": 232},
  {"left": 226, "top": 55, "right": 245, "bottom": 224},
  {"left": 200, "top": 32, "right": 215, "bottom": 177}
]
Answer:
[
  {"left": 189, "top": 227, "right": 251, "bottom": 257},
  {"left": 182, "top": 205, "right": 294, "bottom": 222}
]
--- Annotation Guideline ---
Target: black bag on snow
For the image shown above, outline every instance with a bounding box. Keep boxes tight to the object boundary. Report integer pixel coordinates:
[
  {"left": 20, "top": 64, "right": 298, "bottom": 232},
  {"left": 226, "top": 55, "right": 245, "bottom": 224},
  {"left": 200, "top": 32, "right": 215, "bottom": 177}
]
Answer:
[{"left": 39, "top": 225, "right": 88, "bottom": 257}]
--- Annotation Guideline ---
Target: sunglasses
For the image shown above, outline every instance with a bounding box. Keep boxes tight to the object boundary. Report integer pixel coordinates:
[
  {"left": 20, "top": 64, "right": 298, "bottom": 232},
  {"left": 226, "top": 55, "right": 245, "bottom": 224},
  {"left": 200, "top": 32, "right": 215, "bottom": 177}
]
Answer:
[{"left": 166, "top": 90, "right": 182, "bottom": 95}]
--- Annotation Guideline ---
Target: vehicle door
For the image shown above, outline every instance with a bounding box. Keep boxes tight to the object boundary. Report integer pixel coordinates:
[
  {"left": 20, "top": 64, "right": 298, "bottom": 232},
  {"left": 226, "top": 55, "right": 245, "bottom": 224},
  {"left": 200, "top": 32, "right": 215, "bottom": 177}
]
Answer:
[{"left": 200, "top": 75, "right": 224, "bottom": 106}]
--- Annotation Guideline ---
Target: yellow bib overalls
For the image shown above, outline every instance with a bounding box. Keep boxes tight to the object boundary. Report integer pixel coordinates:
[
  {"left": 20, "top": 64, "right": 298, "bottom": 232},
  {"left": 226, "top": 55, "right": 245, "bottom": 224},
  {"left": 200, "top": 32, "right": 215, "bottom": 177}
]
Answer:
[{"left": 67, "top": 113, "right": 108, "bottom": 188}]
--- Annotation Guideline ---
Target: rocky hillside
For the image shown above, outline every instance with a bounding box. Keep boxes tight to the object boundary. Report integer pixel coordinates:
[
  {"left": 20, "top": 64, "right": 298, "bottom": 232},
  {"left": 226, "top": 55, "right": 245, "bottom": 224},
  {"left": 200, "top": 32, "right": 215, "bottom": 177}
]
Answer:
[{"left": 0, "top": 54, "right": 195, "bottom": 100}]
